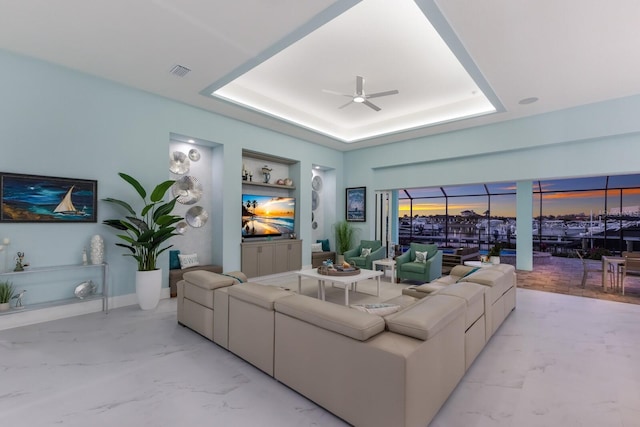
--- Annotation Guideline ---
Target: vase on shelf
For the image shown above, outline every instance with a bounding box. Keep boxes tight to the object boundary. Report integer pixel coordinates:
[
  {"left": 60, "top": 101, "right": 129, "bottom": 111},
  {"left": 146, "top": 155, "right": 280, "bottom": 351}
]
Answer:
[{"left": 90, "top": 234, "right": 104, "bottom": 265}]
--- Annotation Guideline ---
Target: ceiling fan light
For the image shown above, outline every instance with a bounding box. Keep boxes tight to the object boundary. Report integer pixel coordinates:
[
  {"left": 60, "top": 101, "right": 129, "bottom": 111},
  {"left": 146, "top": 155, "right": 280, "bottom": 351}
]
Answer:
[{"left": 353, "top": 96, "right": 365, "bottom": 103}]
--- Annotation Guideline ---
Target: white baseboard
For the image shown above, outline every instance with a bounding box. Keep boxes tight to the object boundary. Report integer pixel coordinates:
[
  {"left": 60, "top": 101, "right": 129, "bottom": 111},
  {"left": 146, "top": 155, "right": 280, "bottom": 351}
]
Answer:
[{"left": 0, "top": 287, "right": 172, "bottom": 331}]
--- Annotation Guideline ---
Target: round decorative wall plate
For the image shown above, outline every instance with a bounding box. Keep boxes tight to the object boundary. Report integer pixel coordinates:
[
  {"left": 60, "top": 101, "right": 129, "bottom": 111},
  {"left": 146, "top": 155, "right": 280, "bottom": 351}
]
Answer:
[
  {"left": 176, "top": 221, "right": 188, "bottom": 234},
  {"left": 186, "top": 206, "right": 209, "bottom": 228},
  {"left": 169, "top": 151, "right": 190, "bottom": 174},
  {"left": 188, "top": 148, "right": 201, "bottom": 161},
  {"left": 312, "top": 175, "right": 323, "bottom": 191},
  {"left": 172, "top": 176, "right": 203, "bottom": 205},
  {"left": 312, "top": 221, "right": 318, "bottom": 229},
  {"left": 312, "top": 190, "right": 319, "bottom": 211}
]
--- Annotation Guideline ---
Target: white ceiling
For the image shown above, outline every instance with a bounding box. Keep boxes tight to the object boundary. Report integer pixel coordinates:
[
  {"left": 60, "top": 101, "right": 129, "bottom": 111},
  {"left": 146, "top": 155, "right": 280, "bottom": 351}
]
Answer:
[{"left": 1, "top": 0, "right": 640, "bottom": 151}]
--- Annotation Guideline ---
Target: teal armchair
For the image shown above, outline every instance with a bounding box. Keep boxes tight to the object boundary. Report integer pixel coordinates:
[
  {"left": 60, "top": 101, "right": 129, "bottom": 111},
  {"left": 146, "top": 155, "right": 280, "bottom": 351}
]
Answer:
[
  {"left": 344, "top": 240, "right": 385, "bottom": 270},
  {"left": 396, "top": 243, "right": 442, "bottom": 283}
]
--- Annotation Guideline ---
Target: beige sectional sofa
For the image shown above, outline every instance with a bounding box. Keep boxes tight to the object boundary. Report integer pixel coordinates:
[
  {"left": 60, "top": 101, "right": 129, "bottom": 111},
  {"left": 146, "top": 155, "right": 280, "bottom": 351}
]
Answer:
[{"left": 176, "top": 265, "right": 516, "bottom": 427}]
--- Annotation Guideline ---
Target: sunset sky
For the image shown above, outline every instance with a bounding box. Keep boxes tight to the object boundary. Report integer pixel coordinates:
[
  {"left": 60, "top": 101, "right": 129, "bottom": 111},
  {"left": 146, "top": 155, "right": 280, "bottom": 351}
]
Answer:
[{"left": 399, "top": 175, "right": 640, "bottom": 218}]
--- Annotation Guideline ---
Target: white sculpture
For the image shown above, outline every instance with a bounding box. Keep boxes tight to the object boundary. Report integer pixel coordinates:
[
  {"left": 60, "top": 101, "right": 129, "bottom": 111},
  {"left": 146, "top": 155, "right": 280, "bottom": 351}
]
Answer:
[{"left": 90, "top": 234, "right": 104, "bottom": 265}]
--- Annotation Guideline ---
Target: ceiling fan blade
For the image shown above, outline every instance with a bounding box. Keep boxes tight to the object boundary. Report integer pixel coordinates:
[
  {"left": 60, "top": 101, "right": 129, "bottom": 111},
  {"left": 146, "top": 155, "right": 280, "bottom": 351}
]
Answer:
[
  {"left": 322, "top": 89, "right": 352, "bottom": 97},
  {"left": 356, "top": 76, "right": 364, "bottom": 96},
  {"left": 363, "top": 100, "right": 381, "bottom": 111},
  {"left": 338, "top": 100, "right": 353, "bottom": 109},
  {"left": 367, "top": 89, "right": 399, "bottom": 99}
]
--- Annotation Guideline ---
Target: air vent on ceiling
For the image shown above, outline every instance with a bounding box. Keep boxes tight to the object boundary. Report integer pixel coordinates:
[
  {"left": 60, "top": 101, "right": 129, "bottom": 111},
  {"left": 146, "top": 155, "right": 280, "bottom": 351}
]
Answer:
[{"left": 170, "top": 64, "right": 191, "bottom": 77}]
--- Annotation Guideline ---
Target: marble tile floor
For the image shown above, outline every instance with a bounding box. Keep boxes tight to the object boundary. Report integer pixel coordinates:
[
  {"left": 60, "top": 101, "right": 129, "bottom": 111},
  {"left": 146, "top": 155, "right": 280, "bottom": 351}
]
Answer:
[{"left": 2, "top": 285, "right": 640, "bottom": 426}]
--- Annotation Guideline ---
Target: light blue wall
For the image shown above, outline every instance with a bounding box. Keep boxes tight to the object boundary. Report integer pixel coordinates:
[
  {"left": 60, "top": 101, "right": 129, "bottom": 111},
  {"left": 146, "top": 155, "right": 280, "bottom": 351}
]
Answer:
[{"left": 0, "top": 50, "right": 342, "bottom": 299}]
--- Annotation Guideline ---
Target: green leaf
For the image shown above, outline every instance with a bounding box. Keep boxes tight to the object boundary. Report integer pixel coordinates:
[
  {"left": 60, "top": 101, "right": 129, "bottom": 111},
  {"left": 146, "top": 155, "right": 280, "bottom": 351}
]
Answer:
[
  {"left": 102, "top": 198, "right": 136, "bottom": 216},
  {"left": 119, "top": 173, "right": 146, "bottom": 200},
  {"left": 150, "top": 180, "right": 175, "bottom": 203}
]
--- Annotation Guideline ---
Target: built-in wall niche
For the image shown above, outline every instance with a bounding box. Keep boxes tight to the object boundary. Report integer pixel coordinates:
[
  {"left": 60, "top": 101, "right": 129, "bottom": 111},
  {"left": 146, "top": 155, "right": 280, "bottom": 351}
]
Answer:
[
  {"left": 169, "top": 139, "right": 218, "bottom": 265},
  {"left": 311, "top": 166, "right": 336, "bottom": 249},
  {"left": 242, "top": 150, "right": 296, "bottom": 188}
]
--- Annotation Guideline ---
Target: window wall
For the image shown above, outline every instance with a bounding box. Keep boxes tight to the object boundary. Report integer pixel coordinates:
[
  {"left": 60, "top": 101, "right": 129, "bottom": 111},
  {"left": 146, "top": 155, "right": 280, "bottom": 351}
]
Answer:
[{"left": 398, "top": 173, "right": 640, "bottom": 255}]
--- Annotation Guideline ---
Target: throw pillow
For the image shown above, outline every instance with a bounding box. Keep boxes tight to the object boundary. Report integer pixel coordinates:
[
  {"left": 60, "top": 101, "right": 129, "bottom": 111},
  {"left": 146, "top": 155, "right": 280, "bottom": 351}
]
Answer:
[
  {"left": 361, "top": 247, "right": 372, "bottom": 257},
  {"left": 169, "top": 250, "right": 181, "bottom": 270},
  {"left": 456, "top": 267, "right": 481, "bottom": 283},
  {"left": 311, "top": 242, "right": 323, "bottom": 252},
  {"left": 178, "top": 253, "right": 200, "bottom": 269},
  {"left": 415, "top": 250, "right": 428, "bottom": 263},
  {"left": 317, "top": 239, "right": 330, "bottom": 252},
  {"left": 351, "top": 303, "right": 401, "bottom": 316}
]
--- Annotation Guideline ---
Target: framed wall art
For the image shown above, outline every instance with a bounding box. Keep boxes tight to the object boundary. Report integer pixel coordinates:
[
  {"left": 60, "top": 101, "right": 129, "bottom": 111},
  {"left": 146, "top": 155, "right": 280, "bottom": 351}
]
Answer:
[
  {"left": 346, "top": 186, "right": 366, "bottom": 222},
  {"left": 0, "top": 172, "right": 97, "bottom": 223}
]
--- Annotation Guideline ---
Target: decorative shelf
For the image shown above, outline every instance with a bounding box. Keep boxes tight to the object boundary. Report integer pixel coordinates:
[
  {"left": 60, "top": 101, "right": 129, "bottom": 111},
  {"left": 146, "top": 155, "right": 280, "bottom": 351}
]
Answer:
[{"left": 242, "top": 180, "right": 296, "bottom": 190}]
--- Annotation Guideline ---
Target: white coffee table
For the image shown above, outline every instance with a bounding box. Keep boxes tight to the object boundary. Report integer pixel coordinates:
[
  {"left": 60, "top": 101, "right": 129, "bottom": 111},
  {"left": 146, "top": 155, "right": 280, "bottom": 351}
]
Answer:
[
  {"left": 372, "top": 258, "right": 396, "bottom": 282},
  {"left": 296, "top": 268, "right": 383, "bottom": 306},
  {"left": 464, "top": 260, "right": 493, "bottom": 268}
]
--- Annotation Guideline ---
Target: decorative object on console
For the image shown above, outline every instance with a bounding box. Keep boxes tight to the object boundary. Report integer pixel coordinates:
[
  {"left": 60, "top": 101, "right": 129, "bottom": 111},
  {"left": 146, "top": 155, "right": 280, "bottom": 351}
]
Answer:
[
  {"left": 284, "top": 178, "right": 293, "bottom": 186},
  {"left": 102, "top": 172, "right": 183, "bottom": 310},
  {"left": 82, "top": 247, "right": 88, "bottom": 265},
  {"left": 188, "top": 148, "right": 200, "bottom": 161},
  {"left": 74, "top": 280, "right": 96, "bottom": 299},
  {"left": 172, "top": 176, "right": 203, "bottom": 205},
  {"left": 185, "top": 206, "right": 208, "bottom": 228},
  {"left": 261, "top": 165, "right": 272, "bottom": 183},
  {"left": 11, "top": 289, "right": 26, "bottom": 308},
  {"left": 0, "top": 172, "right": 97, "bottom": 223},
  {"left": 0, "top": 280, "right": 14, "bottom": 311},
  {"left": 346, "top": 186, "right": 366, "bottom": 222},
  {"left": 90, "top": 234, "right": 104, "bottom": 265},
  {"left": 14, "top": 251, "right": 28, "bottom": 271},
  {"left": 169, "top": 151, "right": 190, "bottom": 174}
]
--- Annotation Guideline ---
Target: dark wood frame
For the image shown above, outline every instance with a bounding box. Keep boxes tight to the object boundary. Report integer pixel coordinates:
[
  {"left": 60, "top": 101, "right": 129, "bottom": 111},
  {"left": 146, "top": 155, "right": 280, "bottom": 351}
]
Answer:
[
  {"left": 346, "top": 186, "right": 366, "bottom": 222},
  {"left": 0, "top": 172, "right": 97, "bottom": 223}
]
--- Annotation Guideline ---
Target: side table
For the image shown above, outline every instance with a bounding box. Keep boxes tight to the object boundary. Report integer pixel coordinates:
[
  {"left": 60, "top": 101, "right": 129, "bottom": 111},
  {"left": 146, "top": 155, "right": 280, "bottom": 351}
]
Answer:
[{"left": 372, "top": 258, "right": 396, "bottom": 282}]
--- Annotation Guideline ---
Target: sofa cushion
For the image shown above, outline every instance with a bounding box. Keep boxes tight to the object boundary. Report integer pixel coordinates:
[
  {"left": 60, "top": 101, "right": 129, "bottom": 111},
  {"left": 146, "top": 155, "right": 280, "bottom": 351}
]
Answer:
[
  {"left": 385, "top": 294, "right": 465, "bottom": 341},
  {"left": 169, "top": 250, "right": 181, "bottom": 270},
  {"left": 275, "top": 294, "right": 385, "bottom": 341},
  {"left": 402, "top": 262, "right": 426, "bottom": 274},
  {"left": 415, "top": 250, "right": 428, "bottom": 263},
  {"left": 228, "top": 283, "right": 294, "bottom": 310},
  {"left": 317, "top": 239, "right": 330, "bottom": 252},
  {"left": 361, "top": 247, "right": 372, "bottom": 257},
  {"left": 183, "top": 270, "right": 236, "bottom": 290},
  {"left": 311, "top": 242, "right": 323, "bottom": 252},
  {"left": 438, "top": 282, "right": 486, "bottom": 330},
  {"left": 351, "top": 303, "right": 401, "bottom": 316},
  {"left": 178, "top": 253, "right": 200, "bottom": 269},
  {"left": 456, "top": 267, "right": 480, "bottom": 282}
]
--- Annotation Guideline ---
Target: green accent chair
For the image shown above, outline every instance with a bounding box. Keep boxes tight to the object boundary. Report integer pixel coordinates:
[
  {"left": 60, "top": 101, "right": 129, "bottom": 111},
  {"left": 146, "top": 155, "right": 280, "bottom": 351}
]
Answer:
[
  {"left": 396, "top": 243, "right": 442, "bottom": 283},
  {"left": 343, "top": 240, "right": 386, "bottom": 270}
]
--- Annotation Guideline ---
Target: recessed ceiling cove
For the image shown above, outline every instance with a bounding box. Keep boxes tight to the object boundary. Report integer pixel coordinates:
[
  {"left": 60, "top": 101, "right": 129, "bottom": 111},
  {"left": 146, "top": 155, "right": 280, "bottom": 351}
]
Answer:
[{"left": 210, "top": 0, "right": 498, "bottom": 143}]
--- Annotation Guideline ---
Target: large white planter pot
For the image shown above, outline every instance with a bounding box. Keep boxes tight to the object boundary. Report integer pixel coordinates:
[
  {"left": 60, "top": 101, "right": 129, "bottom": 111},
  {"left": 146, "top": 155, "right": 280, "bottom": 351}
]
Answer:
[{"left": 136, "top": 269, "right": 162, "bottom": 310}]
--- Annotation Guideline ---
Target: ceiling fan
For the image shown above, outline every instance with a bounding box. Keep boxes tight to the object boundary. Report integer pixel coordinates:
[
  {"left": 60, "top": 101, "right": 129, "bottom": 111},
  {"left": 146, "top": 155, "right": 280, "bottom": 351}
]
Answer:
[{"left": 323, "top": 75, "right": 399, "bottom": 111}]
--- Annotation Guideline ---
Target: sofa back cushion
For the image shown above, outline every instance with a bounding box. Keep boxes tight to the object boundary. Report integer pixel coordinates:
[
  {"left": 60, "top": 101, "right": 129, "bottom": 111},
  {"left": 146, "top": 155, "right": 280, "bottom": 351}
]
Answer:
[
  {"left": 385, "top": 294, "right": 465, "bottom": 341},
  {"left": 410, "top": 243, "right": 438, "bottom": 260},
  {"left": 228, "top": 282, "right": 294, "bottom": 310},
  {"left": 275, "top": 294, "right": 385, "bottom": 341},
  {"left": 360, "top": 239, "right": 382, "bottom": 251}
]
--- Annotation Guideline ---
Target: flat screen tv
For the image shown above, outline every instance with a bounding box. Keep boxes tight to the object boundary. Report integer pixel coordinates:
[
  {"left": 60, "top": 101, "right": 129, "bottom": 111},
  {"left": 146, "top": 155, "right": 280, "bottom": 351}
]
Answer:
[{"left": 242, "top": 194, "right": 296, "bottom": 238}]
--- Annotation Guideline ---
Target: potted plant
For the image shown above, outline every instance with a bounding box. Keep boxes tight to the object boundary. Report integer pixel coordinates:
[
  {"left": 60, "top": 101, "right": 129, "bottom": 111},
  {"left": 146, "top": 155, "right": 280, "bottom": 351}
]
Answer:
[
  {"left": 0, "top": 280, "right": 14, "bottom": 311},
  {"left": 103, "top": 173, "right": 183, "bottom": 310},
  {"left": 488, "top": 243, "right": 501, "bottom": 264},
  {"left": 334, "top": 220, "right": 356, "bottom": 264}
]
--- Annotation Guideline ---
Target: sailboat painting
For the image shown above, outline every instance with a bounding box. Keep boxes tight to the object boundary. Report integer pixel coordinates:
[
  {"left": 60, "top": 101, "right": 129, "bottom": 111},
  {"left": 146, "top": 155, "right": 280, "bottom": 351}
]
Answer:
[{"left": 0, "top": 173, "right": 97, "bottom": 222}]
